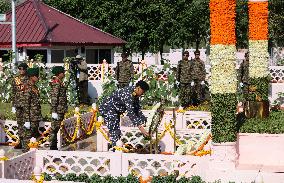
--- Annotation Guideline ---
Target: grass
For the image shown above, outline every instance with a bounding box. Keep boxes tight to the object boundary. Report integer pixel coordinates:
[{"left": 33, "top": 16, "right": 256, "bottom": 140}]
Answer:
[{"left": 0, "top": 102, "right": 91, "bottom": 121}]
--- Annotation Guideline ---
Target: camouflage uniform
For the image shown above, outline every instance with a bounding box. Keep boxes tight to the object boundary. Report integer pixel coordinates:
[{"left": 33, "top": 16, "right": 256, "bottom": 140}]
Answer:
[
  {"left": 22, "top": 81, "right": 42, "bottom": 151},
  {"left": 11, "top": 75, "right": 28, "bottom": 147},
  {"left": 191, "top": 58, "right": 206, "bottom": 102},
  {"left": 115, "top": 59, "right": 134, "bottom": 88},
  {"left": 176, "top": 59, "right": 192, "bottom": 107},
  {"left": 99, "top": 86, "right": 146, "bottom": 146},
  {"left": 238, "top": 57, "right": 249, "bottom": 95},
  {"left": 49, "top": 77, "right": 67, "bottom": 149}
]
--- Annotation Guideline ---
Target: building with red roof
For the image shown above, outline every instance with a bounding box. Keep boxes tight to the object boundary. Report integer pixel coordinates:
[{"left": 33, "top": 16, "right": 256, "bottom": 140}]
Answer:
[{"left": 0, "top": 0, "right": 126, "bottom": 63}]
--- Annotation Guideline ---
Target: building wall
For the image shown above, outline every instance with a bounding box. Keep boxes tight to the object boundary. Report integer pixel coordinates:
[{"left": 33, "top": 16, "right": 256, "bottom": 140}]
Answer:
[{"left": 1, "top": 45, "right": 115, "bottom": 64}]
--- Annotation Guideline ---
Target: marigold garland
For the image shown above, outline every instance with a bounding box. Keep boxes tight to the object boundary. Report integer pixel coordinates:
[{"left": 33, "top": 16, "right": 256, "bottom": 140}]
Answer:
[
  {"left": 210, "top": 0, "right": 236, "bottom": 45},
  {"left": 31, "top": 174, "right": 44, "bottom": 183},
  {"left": 248, "top": 1, "right": 268, "bottom": 40},
  {"left": 0, "top": 156, "right": 9, "bottom": 161}
]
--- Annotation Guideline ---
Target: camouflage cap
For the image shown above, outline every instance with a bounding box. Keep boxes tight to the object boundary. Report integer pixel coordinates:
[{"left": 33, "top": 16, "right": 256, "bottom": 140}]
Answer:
[
  {"left": 18, "top": 62, "right": 28, "bottom": 70},
  {"left": 52, "top": 66, "right": 65, "bottom": 76},
  {"left": 27, "top": 67, "right": 39, "bottom": 77},
  {"left": 136, "top": 80, "right": 150, "bottom": 91}
]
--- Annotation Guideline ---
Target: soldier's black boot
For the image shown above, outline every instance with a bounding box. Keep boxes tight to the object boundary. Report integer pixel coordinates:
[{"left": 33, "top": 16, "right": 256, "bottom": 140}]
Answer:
[{"left": 50, "top": 133, "right": 58, "bottom": 150}]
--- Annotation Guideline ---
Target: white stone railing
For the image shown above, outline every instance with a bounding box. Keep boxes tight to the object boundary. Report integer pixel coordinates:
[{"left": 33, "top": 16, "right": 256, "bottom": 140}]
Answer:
[
  {"left": 3, "top": 150, "right": 36, "bottom": 180},
  {"left": 47, "top": 63, "right": 284, "bottom": 83},
  {"left": 1, "top": 149, "right": 209, "bottom": 180},
  {"left": 121, "top": 110, "right": 211, "bottom": 130},
  {"left": 98, "top": 110, "right": 212, "bottom": 152},
  {"left": 0, "top": 112, "right": 95, "bottom": 148},
  {"left": 269, "top": 66, "right": 284, "bottom": 82},
  {"left": 97, "top": 126, "right": 209, "bottom": 152},
  {"left": 121, "top": 152, "right": 207, "bottom": 177}
]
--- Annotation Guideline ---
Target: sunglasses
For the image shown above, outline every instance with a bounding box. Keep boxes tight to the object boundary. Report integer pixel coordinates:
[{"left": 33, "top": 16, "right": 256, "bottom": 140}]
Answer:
[{"left": 18, "top": 67, "right": 25, "bottom": 70}]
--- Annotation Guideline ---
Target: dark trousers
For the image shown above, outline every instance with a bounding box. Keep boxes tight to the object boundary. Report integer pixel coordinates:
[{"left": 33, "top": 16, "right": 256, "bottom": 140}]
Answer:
[
  {"left": 78, "top": 80, "right": 89, "bottom": 105},
  {"left": 179, "top": 83, "right": 191, "bottom": 108},
  {"left": 22, "top": 121, "right": 40, "bottom": 151},
  {"left": 98, "top": 108, "right": 121, "bottom": 146},
  {"left": 16, "top": 107, "right": 24, "bottom": 140},
  {"left": 50, "top": 113, "right": 64, "bottom": 150}
]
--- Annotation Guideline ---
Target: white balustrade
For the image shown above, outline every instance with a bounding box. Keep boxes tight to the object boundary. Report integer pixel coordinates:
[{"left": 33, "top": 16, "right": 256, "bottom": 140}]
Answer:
[
  {"left": 120, "top": 110, "right": 211, "bottom": 130},
  {"left": 37, "top": 150, "right": 121, "bottom": 177},
  {"left": 0, "top": 112, "right": 95, "bottom": 147},
  {"left": 270, "top": 66, "right": 284, "bottom": 82},
  {"left": 1, "top": 149, "right": 209, "bottom": 180},
  {"left": 4, "top": 150, "right": 36, "bottom": 180},
  {"left": 121, "top": 153, "right": 208, "bottom": 177}
]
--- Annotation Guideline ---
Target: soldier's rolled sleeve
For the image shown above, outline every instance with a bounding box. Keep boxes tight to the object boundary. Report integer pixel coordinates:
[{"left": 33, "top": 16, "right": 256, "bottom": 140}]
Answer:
[
  {"left": 123, "top": 96, "right": 145, "bottom": 126},
  {"left": 50, "top": 83, "right": 60, "bottom": 113}
]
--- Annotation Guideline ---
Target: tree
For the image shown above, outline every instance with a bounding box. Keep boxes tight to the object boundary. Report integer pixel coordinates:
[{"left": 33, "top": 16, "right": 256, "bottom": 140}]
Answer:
[
  {"left": 236, "top": 0, "right": 249, "bottom": 49},
  {"left": 269, "top": 0, "right": 284, "bottom": 48},
  {"left": 168, "top": 0, "right": 210, "bottom": 50},
  {"left": 0, "top": 0, "right": 10, "bottom": 13}
]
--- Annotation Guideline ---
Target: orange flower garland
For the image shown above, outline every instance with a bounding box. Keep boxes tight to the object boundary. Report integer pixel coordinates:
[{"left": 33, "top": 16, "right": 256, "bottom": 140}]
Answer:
[
  {"left": 248, "top": 1, "right": 268, "bottom": 40},
  {"left": 210, "top": 0, "right": 236, "bottom": 45}
]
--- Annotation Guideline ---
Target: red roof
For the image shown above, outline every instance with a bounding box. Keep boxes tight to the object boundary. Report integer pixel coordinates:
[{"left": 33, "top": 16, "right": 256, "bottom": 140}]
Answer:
[{"left": 0, "top": 0, "right": 126, "bottom": 47}]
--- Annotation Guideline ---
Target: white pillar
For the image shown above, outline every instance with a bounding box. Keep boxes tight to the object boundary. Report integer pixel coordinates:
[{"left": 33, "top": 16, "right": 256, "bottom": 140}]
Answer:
[{"left": 11, "top": 0, "right": 17, "bottom": 64}]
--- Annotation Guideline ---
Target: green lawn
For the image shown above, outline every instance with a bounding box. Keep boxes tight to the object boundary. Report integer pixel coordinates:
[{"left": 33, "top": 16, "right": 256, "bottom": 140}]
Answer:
[{"left": 0, "top": 103, "right": 91, "bottom": 121}]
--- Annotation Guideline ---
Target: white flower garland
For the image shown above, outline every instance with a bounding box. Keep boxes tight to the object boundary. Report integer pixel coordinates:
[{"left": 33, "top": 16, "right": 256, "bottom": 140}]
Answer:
[
  {"left": 209, "top": 44, "right": 237, "bottom": 94},
  {"left": 249, "top": 40, "right": 269, "bottom": 78},
  {"left": 146, "top": 102, "right": 161, "bottom": 127}
]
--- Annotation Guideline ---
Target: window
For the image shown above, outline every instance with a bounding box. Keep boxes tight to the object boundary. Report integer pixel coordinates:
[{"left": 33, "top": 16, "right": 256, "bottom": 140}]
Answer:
[
  {"left": 0, "top": 50, "right": 9, "bottom": 62},
  {"left": 66, "top": 49, "right": 77, "bottom": 58},
  {"left": 51, "top": 50, "right": 64, "bottom": 63},
  {"left": 26, "top": 49, "right": 47, "bottom": 63},
  {"left": 99, "top": 49, "right": 111, "bottom": 64},
  {"left": 86, "top": 49, "right": 98, "bottom": 64}
]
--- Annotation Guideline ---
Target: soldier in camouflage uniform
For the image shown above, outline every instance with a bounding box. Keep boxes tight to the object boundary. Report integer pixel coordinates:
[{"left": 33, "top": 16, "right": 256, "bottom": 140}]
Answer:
[
  {"left": 99, "top": 80, "right": 150, "bottom": 146},
  {"left": 238, "top": 52, "right": 249, "bottom": 95},
  {"left": 176, "top": 51, "right": 192, "bottom": 108},
  {"left": 11, "top": 63, "right": 29, "bottom": 149},
  {"left": 22, "top": 68, "right": 42, "bottom": 152},
  {"left": 115, "top": 52, "right": 134, "bottom": 88},
  {"left": 49, "top": 66, "right": 67, "bottom": 150},
  {"left": 190, "top": 50, "right": 206, "bottom": 105}
]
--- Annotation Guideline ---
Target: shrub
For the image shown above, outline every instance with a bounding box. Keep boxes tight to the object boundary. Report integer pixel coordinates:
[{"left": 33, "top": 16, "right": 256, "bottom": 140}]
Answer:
[{"left": 238, "top": 111, "right": 284, "bottom": 134}]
